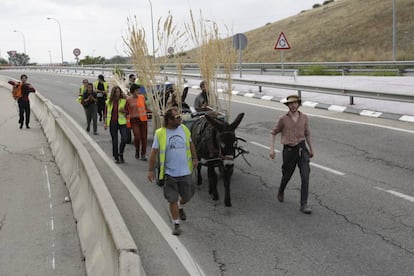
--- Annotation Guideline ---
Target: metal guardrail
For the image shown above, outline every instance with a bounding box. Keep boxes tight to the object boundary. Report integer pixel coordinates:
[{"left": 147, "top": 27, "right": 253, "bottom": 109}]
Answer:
[{"left": 2, "top": 65, "right": 414, "bottom": 104}]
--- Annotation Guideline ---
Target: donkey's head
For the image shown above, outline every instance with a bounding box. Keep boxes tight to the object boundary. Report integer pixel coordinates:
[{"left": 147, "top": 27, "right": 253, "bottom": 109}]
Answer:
[{"left": 205, "top": 113, "right": 245, "bottom": 161}]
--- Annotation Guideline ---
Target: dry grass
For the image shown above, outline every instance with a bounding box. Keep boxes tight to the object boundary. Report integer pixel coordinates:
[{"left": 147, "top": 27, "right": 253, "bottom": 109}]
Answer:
[
  {"left": 183, "top": 0, "right": 414, "bottom": 62},
  {"left": 184, "top": 10, "right": 237, "bottom": 118}
]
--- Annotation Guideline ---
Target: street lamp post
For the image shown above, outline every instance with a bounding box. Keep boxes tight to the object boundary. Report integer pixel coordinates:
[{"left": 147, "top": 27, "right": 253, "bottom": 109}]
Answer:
[
  {"left": 148, "top": 0, "right": 155, "bottom": 62},
  {"left": 13, "top": 30, "right": 26, "bottom": 54},
  {"left": 392, "top": 0, "right": 396, "bottom": 61},
  {"left": 47, "top": 17, "right": 64, "bottom": 64}
]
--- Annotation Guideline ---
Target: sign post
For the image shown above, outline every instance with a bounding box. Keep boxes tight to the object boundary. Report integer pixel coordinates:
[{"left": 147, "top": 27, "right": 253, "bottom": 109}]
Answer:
[
  {"left": 233, "top": 33, "right": 248, "bottom": 78},
  {"left": 274, "top": 32, "right": 291, "bottom": 76},
  {"left": 73, "top": 48, "right": 81, "bottom": 65}
]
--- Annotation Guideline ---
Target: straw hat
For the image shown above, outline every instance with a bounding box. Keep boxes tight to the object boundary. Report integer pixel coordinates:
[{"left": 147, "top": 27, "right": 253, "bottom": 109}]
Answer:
[{"left": 284, "top": 94, "right": 301, "bottom": 106}]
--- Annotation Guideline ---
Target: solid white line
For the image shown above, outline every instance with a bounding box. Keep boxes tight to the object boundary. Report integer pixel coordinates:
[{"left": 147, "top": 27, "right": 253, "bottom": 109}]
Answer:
[
  {"left": 59, "top": 107, "right": 206, "bottom": 276},
  {"left": 44, "top": 164, "right": 56, "bottom": 270},
  {"left": 375, "top": 187, "right": 414, "bottom": 203},
  {"left": 249, "top": 141, "right": 345, "bottom": 176}
]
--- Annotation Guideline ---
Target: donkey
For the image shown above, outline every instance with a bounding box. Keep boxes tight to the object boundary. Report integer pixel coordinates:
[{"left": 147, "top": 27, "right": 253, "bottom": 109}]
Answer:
[{"left": 190, "top": 113, "right": 245, "bottom": 207}]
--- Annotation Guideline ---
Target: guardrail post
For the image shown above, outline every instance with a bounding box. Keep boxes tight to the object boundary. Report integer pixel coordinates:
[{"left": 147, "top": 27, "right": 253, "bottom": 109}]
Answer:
[
  {"left": 349, "top": 96, "right": 354, "bottom": 105},
  {"left": 259, "top": 86, "right": 262, "bottom": 93},
  {"left": 298, "top": 90, "right": 302, "bottom": 99}
]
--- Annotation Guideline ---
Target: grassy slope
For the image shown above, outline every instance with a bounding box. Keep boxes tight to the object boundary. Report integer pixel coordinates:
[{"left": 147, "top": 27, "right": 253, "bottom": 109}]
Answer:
[{"left": 182, "top": 0, "right": 414, "bottom": 62}]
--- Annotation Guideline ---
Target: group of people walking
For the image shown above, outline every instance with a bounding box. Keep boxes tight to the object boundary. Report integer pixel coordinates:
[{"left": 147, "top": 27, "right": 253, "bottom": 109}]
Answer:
[
  {"left": 9, "top": 74, "right": 315, "bottom": 236},
  {"left": 78, "top": 74, "right": 149, "bottom": 164}
]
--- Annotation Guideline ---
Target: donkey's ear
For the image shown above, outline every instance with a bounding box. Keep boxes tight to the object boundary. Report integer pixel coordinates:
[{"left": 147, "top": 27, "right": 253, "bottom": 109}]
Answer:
[
  {"left": 205, "top": 114, "right": 225, "bottom": 132},
  {"left": 230, "top": 113, "right": 245, "bottom": 130}
]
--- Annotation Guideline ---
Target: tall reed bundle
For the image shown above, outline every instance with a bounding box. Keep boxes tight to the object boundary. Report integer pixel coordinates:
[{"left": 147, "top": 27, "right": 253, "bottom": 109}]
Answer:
[
  {"left": 123, "top": 16, "right": 162, "bottom": 130},
  {"left": 156, "top": 12, "right": 186, "bottom": 114},
  {"left": 185, "top": 10, "right": 237, "bottom": 119}
]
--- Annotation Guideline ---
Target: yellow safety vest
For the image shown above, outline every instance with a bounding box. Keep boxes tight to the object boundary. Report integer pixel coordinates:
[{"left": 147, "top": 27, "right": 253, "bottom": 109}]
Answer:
[
  {"left": 93, "top": 81, "right": 109, "bottom": 92},
  {"left": 105, "top": 98, "right": 127, "bottom": 125},
  {"left": 156, "top": 125, "right": 192, "bottom": 180},
  {"left": 76, "top": 85, "right": 86, "bottom": 104}
]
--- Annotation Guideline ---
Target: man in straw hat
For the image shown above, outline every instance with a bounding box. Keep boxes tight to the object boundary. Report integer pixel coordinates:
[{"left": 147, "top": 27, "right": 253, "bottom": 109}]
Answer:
[{"left": 269, "top": 94, "right": 314, "bottom": 214}]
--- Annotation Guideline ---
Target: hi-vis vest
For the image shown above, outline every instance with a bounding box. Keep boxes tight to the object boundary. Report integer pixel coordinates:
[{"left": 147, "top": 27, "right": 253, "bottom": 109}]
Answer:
[
  {"left": 93, "top": 81, "right": 108, "bottom": 92},
  {"left": 156, "top": 125, "right": 192, "bottom": 180},
  {"left": 76, "top": 85, "right": 86, "bottom": 104},
  {"left": 105, "top": 98, "right": 127, "bottom": 126}
]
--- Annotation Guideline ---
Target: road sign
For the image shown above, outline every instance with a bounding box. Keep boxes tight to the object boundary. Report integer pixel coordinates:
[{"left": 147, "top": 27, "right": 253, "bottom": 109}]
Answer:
[
  {"left": 233, "top": 33, "right": 248, "bottom": 50},
  {"left": 167, "top": 46, "right": 174, "bottom": 55},
  {"left": 73, "top": 48, "right": 81, "bottom": 57},
  {"left": 274, "top": 32, "right": 291, "bottom": 50}
]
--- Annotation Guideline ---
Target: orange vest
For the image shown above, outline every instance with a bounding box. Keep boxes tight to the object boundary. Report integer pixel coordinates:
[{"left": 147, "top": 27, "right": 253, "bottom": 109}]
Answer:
[{"left": 127, "top": 95, "right": 147, "bottom": 127}]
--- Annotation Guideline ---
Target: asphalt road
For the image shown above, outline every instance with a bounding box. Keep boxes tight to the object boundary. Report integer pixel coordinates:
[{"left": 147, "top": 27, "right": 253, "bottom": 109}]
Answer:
[{"left": 3, "top": 71, "right": 414, "bottom": 276}]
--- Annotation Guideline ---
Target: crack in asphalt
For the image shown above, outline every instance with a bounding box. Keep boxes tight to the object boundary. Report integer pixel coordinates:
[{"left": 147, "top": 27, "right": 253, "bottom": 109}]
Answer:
[
  {"left": 0, "top": 215, "right": 6, "bottom": 231},
  {"left": 237, "top": 167, "right": 269, "bottom": 188},
  {"left": 0, "top": 144, "right": 53, "bottom": 163},
  {"left": 212, "top": 250, "right": 226, "bottom": 276},
  {"left": 339, "top": 141, "right": 413, "bottom": 172},
  {"left": 313, "top": 192, "right": 414, "bottom": 257},
  {"left": 273, "top": 256, "right": 288, "bottom": 275}
]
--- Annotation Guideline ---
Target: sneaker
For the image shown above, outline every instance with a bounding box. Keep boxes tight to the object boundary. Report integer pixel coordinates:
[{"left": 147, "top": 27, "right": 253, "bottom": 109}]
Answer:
[
  {"left": 172, "top": 223, "right": 182, "bottom": 236},
  {"left": 19, "top": 124, "right": 23, "bottom": 129},
  {"left": 135, "top": 151, "right": 139, "bottom": 159},
  {"left": 86, "top": 126, "right": 90, "bottom": 132},
  {"left": 26, "top": 125, "right": 30, "bottom": 129},
  {"left": 277, "top": 191, "right": 284, "bottom": 203},
  {"left": 115, "top": 159, "right": 120, "bottom": 164},
  {"left": 300, "top": 205, "right": 312, "bottom": 214},
  {"left": 179, "top": 208, "right": 186, "bottom": 221},
  {"left": 140, "top": 156, "right": 147, "bottom": 161},
  {"left": 93, "top": 131, "right": 98, "bottom": 135},
  {"left": 119, "top": 155, "right": 125, "bottom": 164}
]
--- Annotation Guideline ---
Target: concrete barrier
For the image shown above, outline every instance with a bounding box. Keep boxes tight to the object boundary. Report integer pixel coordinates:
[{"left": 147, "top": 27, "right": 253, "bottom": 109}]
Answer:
[{"left": 0, "top": 76, "right": 145, "bottom": 276}]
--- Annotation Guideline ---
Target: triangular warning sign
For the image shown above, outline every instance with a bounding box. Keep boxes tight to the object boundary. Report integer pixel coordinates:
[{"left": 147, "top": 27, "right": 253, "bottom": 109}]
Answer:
[{"left": 274, "top": 32, "right": 291, "bottom": 50}]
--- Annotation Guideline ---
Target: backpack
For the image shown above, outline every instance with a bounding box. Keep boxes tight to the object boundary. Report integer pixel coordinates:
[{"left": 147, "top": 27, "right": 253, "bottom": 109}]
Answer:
[{"left": 12, "top": 82, "right": 23, "bottom": 99}]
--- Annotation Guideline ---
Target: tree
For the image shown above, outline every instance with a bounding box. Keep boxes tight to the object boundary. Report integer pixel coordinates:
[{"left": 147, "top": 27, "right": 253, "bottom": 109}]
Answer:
[
  {"left": 79, "top": 55, "right": 106, "bottom": 65},
  {"left": 8, "top": 52, "right": 30, "bottom": 66},
  {"left": 0, "top": 57, "right": 8, "bottom": 65}
]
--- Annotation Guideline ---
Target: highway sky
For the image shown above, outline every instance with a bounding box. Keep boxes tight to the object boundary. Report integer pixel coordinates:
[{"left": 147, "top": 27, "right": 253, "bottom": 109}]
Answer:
[{"left": 1, "top": 0, "right": 317, "bottom": 64}]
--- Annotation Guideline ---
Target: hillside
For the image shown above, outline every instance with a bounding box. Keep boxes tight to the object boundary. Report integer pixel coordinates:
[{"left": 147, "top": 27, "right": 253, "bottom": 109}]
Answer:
[{"left": 183, "top": 0, "right": 414, "bottom": 62}]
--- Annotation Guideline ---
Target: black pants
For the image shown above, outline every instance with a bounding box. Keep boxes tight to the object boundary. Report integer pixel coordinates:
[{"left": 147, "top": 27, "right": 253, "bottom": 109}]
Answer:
[
  {"left": 97, "top": 98, "right": 106, "bottom": 120},
  {"left": 279, "top": 141, "right": 310, "bottom": 206},
  {"left": 110, "top": 123, "right": 127, "bottom": 160},
  {"left": 18, "top": 100, "right": 30, "bottom": 127}
]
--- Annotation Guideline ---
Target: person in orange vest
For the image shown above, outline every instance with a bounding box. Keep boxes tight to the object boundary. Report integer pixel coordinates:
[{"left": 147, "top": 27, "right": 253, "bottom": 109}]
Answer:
[{"left": 126, "top": 83, "right": 150, "bottom": 161}]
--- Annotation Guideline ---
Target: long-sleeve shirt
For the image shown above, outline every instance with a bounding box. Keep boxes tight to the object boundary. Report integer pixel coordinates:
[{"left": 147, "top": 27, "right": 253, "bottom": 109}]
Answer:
[
  {"left": 271, "top": 111, "right": 310, "bottom": 146},
  {"left": 19, "top": 83, "right": 36, "bottom": 102}
]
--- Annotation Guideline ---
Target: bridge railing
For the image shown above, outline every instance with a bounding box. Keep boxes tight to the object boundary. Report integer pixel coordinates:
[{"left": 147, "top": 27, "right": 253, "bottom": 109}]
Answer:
[{"left": 2, "top": 64, "right": 414, "bottom": 104}]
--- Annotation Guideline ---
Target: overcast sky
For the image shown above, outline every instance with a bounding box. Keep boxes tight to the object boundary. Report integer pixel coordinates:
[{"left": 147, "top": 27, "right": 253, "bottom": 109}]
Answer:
[{"left": 1, "top": 0, "right": 317, "bottom": 64}]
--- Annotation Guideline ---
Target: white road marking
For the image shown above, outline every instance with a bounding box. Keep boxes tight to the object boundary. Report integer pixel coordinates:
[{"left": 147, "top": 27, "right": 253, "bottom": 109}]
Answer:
[
  {"left": 43, "top": 163, "right": 56, "bottom": 270},
  {"left": 375, "top": 187, "right": 414, "bottom": 203},
  {"left": 250, "top": 141, "right": 280, "bottom": 153},
  {"left": 230, "top": 98, "right": 414, "bottom": 134},
  {"left": 249, "top": 141, "right": 345, "bottom": 176}
]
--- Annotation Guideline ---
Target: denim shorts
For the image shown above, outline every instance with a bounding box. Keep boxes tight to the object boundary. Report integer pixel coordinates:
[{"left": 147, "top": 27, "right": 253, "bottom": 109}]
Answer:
[{"left": 163, "top": 174, "right": 194, "bottom": 203}]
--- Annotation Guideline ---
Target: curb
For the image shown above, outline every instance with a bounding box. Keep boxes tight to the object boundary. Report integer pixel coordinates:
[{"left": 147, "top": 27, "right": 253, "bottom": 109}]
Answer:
[{"left": 230, "top": 90, "right": 414, "bottom": 123}]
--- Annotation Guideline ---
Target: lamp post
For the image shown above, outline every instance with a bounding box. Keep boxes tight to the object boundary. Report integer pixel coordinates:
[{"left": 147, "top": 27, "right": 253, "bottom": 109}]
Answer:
[
  {"left": 13, "top": 30, "right": 26, "bottom": 54},
  {"left": 392, "top": 0, "right": 396, "bottom": 61},
  {"left": 47, "top": 17, "right": 64, "bottom": 64},
  {"left": 148, "top": 0, "right": 155, "bottom": 62}
]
